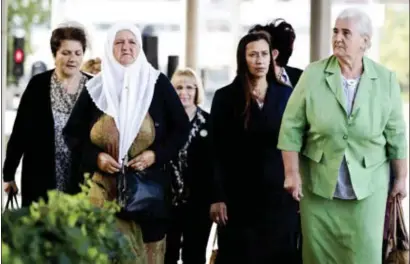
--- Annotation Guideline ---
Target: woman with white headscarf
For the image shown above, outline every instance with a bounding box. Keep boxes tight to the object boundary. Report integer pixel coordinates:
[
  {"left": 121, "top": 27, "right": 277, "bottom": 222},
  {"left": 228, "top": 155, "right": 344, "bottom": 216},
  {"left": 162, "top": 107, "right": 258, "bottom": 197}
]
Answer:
[{"left": 63, "top": 22, "right": 190, "bottom": 263}]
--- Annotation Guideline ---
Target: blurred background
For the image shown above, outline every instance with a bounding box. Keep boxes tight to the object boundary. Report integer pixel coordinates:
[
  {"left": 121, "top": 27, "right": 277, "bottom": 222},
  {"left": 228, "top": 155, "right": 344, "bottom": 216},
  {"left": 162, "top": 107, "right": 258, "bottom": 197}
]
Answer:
[
  {"left": 1, "top": 0, "right": 408, "bottom": 261},
  {"left": 3, "top": 0, "right": 409, "bottom": 109},
  {"left": 1, "top": 0, "right": 409, "bottom": 246}
]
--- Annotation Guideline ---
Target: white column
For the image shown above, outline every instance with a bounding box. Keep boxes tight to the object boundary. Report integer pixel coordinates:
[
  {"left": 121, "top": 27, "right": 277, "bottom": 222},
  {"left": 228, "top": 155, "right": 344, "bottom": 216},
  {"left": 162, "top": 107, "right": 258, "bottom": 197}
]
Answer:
[
  {"left": 310, "top": 0, "right": 332, "bottom": 62},
  {"left": 185, "top": 0, "right": 199, "bottom": 71},
  {"left": 229, "top": 0, "right": 241, "bottom": 80},
  {"left": 1, "top": 0, "right": 8, "bottom": 208}
]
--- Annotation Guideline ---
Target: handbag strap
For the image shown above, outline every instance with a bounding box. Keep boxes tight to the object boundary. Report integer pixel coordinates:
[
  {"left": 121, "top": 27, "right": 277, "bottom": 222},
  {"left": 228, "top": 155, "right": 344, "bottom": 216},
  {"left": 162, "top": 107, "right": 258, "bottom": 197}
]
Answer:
[
  {"left": 208, "top": 223, "right": 218, "bottom": 250},
  {"left": 395, "top": 197, "right": 409, "bottom": 248},
  {"left": 389, "top": 198, "right": 398, "bottom": 249},
  {"left": 212, "top": 230, "right": 218, "bottom": 249},
  {"left": 4, "top": 192, "right": 19, "bottom": 211}
]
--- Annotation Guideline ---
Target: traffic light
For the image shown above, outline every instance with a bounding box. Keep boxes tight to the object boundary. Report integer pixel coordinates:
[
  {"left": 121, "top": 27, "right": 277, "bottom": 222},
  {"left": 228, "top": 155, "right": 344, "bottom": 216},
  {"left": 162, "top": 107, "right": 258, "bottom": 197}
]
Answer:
[{"left": 12, "top": 36, "right": 25, "bottom": 80}]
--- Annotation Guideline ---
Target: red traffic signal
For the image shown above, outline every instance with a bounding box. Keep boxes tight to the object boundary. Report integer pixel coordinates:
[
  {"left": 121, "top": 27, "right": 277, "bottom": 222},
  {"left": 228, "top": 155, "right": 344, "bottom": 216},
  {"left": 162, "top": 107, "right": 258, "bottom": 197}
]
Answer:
[{"left": 14, "top": 48, "right": 24, "bottom": 64}]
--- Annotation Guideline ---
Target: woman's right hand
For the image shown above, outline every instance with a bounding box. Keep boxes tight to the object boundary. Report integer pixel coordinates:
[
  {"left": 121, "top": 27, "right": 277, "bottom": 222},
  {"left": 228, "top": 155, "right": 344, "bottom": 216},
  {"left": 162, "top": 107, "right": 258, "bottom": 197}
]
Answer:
[
  {"left": 284, "top": 172, "right": 303, "bottom": 201},
  {"left": 97, "top": 153, "right": 121, "bottom": 174},
  {"left": 210, "top": 202, "right": 228, "bottom": 226},
  {"left": 4, "top": 181, "right": 18, "bottom": 194}
]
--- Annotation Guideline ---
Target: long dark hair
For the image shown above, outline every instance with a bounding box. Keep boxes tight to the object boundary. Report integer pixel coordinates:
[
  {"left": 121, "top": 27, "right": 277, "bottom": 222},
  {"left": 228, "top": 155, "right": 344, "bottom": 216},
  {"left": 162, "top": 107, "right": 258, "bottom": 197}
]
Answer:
[
  {"left": 248, "top": 19, "right": 296, "bottom": 67},
  {"left": 236, "top": 32, "right": 278, "bottom": 129}
]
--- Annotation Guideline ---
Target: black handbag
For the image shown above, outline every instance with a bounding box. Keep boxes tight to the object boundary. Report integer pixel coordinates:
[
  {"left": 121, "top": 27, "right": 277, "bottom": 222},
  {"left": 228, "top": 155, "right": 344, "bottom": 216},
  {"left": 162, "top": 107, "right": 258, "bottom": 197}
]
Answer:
[
  {"left": 116, "top": 164, "right": 165, "bottom": 220},
  {"left": 3, "top": 191, "right": 19, "bottom": 213}
]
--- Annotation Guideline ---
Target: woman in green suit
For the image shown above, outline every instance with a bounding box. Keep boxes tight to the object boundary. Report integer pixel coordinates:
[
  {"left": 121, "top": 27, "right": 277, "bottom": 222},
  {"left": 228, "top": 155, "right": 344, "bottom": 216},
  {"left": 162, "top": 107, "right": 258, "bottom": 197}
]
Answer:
[{"left": 277, "top": 8, "right": 407, "bottom": 264}]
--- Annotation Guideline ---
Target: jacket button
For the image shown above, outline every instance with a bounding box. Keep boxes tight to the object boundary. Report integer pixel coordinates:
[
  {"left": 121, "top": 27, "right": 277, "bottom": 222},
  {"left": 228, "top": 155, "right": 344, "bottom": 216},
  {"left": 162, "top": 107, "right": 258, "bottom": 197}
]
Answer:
[{"left": 343, "top": 135, "right": 348, "bottom": 140}]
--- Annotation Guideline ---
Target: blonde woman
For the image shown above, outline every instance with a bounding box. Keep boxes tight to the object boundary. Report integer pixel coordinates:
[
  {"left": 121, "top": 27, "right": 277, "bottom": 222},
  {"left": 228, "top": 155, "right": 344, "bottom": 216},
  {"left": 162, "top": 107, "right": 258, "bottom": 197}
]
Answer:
[
  {"left": 165, "top": 68, "right": 213, "bottom": 264},
  {"left": 81, "top": 57, "right": 101, "bottom": 75}
]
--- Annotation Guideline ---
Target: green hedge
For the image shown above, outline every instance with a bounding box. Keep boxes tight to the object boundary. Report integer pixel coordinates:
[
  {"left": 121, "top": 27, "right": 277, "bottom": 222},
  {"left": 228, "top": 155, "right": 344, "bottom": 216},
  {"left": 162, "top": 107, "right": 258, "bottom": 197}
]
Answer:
[{"left": 2, "top": 183, "right": 133, "bottom": 264}]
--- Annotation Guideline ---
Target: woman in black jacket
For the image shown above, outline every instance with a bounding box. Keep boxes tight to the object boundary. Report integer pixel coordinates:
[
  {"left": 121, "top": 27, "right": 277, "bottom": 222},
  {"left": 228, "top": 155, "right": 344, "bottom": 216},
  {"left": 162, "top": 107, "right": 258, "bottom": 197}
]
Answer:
[
  {"left": 249, "top": 19, "right": 303, "bottom": 88},
  {"left": 209, "top": 32, "right": 299, "bottom": 264},
  {"left": 165, "top": 68, "right": 213, "bottom": 264},
  {"left": 3, "top": 24, "right": 90, "bottom": 206}
]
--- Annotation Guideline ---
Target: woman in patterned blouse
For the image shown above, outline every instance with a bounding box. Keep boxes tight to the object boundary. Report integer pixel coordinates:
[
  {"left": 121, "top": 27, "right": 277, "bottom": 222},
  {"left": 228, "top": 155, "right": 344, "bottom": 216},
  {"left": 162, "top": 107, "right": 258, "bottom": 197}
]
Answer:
[
  {"left": 3, "top": 23, "right": 91, "bottom": 206},
  {"left": 165, "top": 68, "right": 213, "bottom": 264}
]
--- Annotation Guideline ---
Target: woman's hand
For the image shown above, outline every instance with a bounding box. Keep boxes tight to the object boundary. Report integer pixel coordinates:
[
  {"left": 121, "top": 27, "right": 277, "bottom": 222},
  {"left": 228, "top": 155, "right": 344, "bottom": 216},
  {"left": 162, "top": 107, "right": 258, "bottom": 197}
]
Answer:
[
  {"left": 210, "top": 202, "right": 228, "bottom": 226},
  {"left": 97, "top": 152, "right": 121, "bottom": 174},
  {"left": 4, "top": 181, "right": 18, "bottom": 194},
  {"left": 390, "top": 177, "right": 407, "bottom": 201},
  {"left": 127, "top": 150, "right": 156, "bottom": 171},
  {"left": 284, "top": 172, "right": 303, "bottom": 202}
]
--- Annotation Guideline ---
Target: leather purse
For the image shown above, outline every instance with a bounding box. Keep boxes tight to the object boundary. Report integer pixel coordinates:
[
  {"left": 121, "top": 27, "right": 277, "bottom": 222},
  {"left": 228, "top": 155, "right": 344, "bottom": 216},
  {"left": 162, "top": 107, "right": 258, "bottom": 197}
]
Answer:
[
  {"left": 3, "top": 191, "right": 19, "bottom": 213},
  {"left": 116, "top": 164, "right": 165, "bottom": 220},
  {"left": 384, "top": 197, "right": 409, "bottom": 264}
]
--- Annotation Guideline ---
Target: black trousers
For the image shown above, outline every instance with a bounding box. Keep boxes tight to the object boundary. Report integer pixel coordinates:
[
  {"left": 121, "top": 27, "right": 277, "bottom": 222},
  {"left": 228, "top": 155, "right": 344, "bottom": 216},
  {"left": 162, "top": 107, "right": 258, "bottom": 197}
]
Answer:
[
  {"left": 165, "top": 203, "right": 213, "bottom": 264},
  {"left": 215, "top": 208, "right": 301, "bottom": 264}
]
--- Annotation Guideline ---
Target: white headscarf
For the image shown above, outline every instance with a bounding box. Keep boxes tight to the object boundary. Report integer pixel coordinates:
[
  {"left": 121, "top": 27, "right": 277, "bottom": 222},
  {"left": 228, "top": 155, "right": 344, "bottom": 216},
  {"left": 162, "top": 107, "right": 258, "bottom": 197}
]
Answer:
[{"left": 86, "top": 22, "right": 160, "bottom": 164}]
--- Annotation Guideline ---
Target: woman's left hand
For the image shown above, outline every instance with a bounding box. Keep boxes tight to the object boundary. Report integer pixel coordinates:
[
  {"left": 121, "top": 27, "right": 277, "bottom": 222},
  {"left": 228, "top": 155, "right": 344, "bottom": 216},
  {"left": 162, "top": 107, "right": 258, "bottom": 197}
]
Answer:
[
  {"left": 127, "top": 150, "right": 156, "bottom": 171},
  {"left": 390, "top": 177, "right": 408, "bottom": 201}
]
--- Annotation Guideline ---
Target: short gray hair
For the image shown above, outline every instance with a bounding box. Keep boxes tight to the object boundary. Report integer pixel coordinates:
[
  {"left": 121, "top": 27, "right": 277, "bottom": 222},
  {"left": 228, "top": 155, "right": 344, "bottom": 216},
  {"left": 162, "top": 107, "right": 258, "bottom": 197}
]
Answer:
[{"left": 336, "top": 8, "right": 373, "bottom": 49}]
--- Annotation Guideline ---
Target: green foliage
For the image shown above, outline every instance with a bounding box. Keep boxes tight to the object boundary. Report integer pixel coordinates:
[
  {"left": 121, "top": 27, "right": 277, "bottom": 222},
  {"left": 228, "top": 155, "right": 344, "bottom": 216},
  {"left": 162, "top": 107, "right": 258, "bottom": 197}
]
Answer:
[
  {"left": 380, "top": 6, "right": 409, "bottom": 91},
  {"left": 1, "top": 182, "right": 134, "bottom": 264}
]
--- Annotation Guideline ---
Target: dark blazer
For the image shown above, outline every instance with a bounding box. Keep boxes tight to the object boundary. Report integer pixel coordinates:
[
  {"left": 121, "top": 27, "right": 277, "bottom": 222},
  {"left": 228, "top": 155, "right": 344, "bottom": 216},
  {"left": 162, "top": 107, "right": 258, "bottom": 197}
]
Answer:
[
  {"left": 2, "top": 70, "right": 92, "bottom": 207},
  {"left": 64, "top": 72, "right": 190, "bottom": 173},
  {"left": 209, "top": 78, "right": 301, "bottom": 263},
  {"left": 63, "top": 72, "right": 190, "bottom": 242},
  {"left": 284, "top": 65, "right": 303, "bottom": 87},
  {"left": 209, "top": 77, "right": 297, "bottom": 220},
  {"left": 170, "top": 107, "right": 213, "bottom": 207}
]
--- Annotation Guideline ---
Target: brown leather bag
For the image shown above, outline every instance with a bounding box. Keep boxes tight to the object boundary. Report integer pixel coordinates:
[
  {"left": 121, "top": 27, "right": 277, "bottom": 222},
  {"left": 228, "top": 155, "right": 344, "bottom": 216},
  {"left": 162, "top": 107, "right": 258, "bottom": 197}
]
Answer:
[{"left": 384, "top": 197, "right": 409, "bottom": 264}]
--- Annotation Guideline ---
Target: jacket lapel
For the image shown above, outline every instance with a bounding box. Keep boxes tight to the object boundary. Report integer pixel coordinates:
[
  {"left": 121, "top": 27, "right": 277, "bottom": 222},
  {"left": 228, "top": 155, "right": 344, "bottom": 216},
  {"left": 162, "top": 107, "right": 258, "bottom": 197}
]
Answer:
[
  {"left": 325, "top": 56, "right": 347, "bottom": 115},
  {"left": 351, "top": 57, "right": 377, "bottom": 117}
]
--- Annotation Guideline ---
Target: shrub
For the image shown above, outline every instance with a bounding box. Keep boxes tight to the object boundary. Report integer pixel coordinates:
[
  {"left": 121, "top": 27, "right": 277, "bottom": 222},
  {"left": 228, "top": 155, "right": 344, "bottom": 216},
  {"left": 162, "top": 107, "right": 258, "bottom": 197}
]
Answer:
[{"left": 1, "top": 184, "right": 133, "bottom": 264}]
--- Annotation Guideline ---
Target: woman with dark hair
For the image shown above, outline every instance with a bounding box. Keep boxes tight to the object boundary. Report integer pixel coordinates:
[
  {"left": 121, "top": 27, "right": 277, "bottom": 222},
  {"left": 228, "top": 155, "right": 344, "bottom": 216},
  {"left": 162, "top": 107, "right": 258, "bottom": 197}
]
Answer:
[
  {"left": 249, "top": 19, "right": 303, "bottom": 88},
  {"left": 209, "top": 32, "right": 300, "bottom": 263},
  {"left": 3, "top": 23, "right": 91, "bottom": 206}
]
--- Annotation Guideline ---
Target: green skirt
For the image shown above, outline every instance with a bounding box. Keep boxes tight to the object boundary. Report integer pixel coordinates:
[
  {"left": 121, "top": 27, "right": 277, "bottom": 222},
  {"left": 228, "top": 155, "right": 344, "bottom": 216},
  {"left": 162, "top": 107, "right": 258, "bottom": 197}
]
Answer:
[{"left": 300, "top": 187, "right": 388, "bottom": 264}]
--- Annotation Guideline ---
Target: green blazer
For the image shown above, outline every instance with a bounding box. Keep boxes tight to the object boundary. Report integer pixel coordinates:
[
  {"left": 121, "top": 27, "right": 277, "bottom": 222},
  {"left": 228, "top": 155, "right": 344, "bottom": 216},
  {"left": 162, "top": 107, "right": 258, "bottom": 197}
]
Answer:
[{"left": 277, "top": 55, "right": 407, "bottom": 200}]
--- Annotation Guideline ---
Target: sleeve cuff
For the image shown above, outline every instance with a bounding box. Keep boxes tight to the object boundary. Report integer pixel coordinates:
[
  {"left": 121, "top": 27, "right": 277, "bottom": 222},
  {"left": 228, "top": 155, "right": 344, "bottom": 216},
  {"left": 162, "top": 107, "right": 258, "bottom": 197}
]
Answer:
[{"left": 277, "top": 142, "right": 302, "bottom": 152}]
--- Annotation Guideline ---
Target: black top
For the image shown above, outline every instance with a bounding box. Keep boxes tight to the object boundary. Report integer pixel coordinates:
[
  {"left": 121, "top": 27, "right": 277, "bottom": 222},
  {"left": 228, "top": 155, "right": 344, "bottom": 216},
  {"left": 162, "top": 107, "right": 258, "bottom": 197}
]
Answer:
[
  {"left": 63, "top": 72, "right": 190, "bottom": 242},
  {"left": 2, "top": 70, "right": 92, "bottom": 207},
  {"left": 63, "top": 72, "right": 190, "bottom": 172},
  {"left": 284, "top": 65, "right": 303, "bottom": 87},
  {"left": 169, "top": 107, "right": 213, "bottom": 207},
  {"left": 209, "top": 77, "right": 297, "bottom": 224}
]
